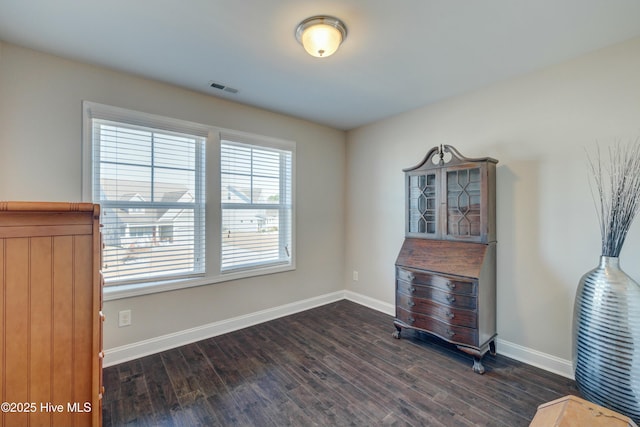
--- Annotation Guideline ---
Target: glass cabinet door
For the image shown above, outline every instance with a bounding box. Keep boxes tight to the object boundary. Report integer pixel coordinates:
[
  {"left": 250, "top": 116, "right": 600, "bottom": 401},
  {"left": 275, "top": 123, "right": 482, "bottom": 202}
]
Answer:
[
  {"left": 408, "top": 173, "right": 437, "bottom": 235},
  {"left": 445, "top": 167, "right": 482, "bottom": 239}
]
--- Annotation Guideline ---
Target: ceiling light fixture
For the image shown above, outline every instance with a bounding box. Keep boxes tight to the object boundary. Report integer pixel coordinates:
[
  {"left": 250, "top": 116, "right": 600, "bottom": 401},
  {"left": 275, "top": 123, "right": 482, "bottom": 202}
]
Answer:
[{"left": 295, "top": 15, "right": 347, "bottom": 58}]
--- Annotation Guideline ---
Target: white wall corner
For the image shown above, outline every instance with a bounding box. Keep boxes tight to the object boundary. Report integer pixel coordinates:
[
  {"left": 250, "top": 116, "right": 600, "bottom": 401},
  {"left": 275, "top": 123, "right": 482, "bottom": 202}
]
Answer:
[
  {"left": 344, "top": 290, "right": 395, "bottom": 316},
  {"left": 105, "top": 289, "right": 575, "bottom": 381}
]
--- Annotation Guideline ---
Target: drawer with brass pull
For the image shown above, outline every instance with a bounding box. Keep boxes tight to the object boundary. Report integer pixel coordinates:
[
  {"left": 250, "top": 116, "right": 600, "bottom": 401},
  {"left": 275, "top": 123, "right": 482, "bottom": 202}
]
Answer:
[
  {"left": 396, "top": 292, "right": 477, "bottom": 328},
  {"left": 396, "top": 308, "right": 478, "bottom": 347},
  {"left": 396, "top": 267, "right": 476, "bottom": 296},
  {"left": 396, "top": 280, "right": 477, "bottom": 310}
]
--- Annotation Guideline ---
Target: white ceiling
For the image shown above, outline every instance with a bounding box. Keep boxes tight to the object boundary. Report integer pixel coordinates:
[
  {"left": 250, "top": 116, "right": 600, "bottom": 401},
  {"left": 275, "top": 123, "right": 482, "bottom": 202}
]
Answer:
[{"left": 1, "top": 1, "right": 640, "bottom": 130}]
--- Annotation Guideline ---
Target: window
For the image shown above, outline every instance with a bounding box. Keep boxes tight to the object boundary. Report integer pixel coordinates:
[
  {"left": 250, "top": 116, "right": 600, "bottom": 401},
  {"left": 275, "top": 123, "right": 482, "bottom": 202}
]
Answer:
[
  {"left": 220, "top": 137, "right": 293, "bottom": 272},
  {"left": 84, "top": 102, "right": 206, "bottom": 285},
  {"left": 83, "top": 102, "right": 296, "bottom": 296}
]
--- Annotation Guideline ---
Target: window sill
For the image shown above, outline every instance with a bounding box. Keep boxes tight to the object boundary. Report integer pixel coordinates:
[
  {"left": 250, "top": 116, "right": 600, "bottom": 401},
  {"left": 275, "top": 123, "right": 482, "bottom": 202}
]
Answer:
[{"left": 103, "top": 264, "right": 295, "bottom": 301}]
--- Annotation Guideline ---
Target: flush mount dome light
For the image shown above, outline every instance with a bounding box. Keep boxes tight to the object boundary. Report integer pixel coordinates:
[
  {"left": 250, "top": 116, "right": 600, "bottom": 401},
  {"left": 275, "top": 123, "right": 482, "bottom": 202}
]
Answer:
[{"left": 295, "top": 15, "right": 347, "bottom": 58}]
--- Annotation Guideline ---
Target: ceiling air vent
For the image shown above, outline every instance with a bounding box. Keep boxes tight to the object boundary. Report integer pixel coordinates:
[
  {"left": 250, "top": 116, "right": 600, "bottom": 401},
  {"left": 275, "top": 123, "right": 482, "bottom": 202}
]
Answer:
[{"left": 209, "top": 81, "right": 239, "bottom": 94}]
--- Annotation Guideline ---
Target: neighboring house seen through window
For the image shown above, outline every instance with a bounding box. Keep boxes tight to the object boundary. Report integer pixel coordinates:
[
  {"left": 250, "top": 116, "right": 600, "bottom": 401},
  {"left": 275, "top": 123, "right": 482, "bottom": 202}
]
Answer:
[
  {"left": 89, "top": 117, "right": 206, "bottom": 284},
  {"left": 220, "top": 138, "right": 293, "bottom": 272},
  {"left": 83, "top": 102, "right": 295, "bottom": 297}
]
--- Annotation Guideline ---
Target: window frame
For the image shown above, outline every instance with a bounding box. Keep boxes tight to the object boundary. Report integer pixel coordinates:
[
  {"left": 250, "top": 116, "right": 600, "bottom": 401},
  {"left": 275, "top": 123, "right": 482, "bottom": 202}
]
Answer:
[{"left": 82, "top": 102, "right": 296, "bottom": 301}]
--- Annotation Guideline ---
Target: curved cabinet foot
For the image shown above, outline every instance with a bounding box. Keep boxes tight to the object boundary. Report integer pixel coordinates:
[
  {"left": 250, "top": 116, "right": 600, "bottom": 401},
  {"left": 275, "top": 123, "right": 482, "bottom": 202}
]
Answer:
[
  {"left": 392, "top": 324, "right": 402, "bottom": 339},
  {"left": 457, "top": 344, "right": 489, "bottom": 374},
  {"left": 472, "top": 357, "right": 485, "bottom": 374}
]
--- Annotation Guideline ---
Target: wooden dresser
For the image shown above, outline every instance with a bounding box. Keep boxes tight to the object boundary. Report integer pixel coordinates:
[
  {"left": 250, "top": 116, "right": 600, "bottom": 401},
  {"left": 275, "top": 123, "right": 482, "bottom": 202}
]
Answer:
[
  {"left": 393, "top": 145, "right": 497, "bottom": 373},
  {"left": 0, "top": 202, "right": 103, "bottom": 426}
]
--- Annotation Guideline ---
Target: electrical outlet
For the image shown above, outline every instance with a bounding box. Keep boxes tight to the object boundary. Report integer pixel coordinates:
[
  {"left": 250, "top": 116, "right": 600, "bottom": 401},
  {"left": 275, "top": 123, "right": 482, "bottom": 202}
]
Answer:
[
  {"left": 353, "top": 270, "right": 359, "bottom": 281},
  {"left": 118, "top": 309, "right": 132, "bottom": 327}
]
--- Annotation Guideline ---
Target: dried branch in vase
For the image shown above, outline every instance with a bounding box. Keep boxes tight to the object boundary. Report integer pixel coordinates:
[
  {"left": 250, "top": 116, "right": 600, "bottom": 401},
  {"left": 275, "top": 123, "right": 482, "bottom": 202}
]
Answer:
[{"left": 587, "top": 139, "right": 640, "bottom": 257}]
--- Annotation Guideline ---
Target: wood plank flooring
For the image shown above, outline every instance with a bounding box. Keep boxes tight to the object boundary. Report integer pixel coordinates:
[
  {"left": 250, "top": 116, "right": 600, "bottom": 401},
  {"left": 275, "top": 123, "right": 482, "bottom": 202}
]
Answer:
[{"left": 102, "top": 300, "right": 578, "bottom": 426}]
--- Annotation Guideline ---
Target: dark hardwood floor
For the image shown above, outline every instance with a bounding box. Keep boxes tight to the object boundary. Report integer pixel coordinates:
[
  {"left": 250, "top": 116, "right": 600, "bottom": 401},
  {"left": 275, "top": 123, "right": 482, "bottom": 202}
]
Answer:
[{"left": 102, "top": 300, "right": 578, "bottom": 426}]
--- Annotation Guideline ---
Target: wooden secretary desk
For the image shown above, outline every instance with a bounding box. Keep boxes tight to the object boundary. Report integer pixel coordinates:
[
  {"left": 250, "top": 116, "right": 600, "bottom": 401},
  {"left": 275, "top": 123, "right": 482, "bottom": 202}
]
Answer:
[
  {"left": 393, "top": 145, "right": 498, "bottom": 374},
  {"left": 0, "top": 202, "right": 103, "bottom": 426}
]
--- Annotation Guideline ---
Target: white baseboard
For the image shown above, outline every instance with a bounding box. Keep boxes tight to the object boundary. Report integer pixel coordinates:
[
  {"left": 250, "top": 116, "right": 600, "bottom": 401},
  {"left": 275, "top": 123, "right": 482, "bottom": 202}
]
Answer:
[
  {"left": 104, "top": 290, "right": 344, "bottom": 367},
  {"left": 344, "top": 290, "right": 395, "bottom": 315},
  {"left": 496, "top": 339, "right": 574, "bottom": 379},
  {"left": 104, "top": 290, "right": 574, "bottom": 380},
  {"left": 343, "top": 292, "right": 575, "bottom": 379}
]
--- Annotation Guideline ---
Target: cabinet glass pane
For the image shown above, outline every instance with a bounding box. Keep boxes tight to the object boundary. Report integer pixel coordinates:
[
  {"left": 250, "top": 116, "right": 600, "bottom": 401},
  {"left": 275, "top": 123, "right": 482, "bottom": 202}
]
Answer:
[
  {"left": 409, "top": 173, "right": 437, "bottom": 234},
  {"left": 446, "top": 168, "right": 481, "bottom": 237}
]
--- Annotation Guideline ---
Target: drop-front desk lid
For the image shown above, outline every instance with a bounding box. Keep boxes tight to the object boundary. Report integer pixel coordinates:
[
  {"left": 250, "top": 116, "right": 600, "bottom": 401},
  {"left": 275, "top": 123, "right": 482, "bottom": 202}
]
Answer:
[{"left": 395, "top": 238, "right": 490, "bottom": 279}]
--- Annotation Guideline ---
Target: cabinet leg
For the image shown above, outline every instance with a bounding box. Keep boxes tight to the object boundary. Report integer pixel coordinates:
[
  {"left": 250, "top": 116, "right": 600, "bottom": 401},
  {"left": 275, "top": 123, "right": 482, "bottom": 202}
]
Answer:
[
  {"left": 489, "top": 340, "right": 496, "bottom": 356},
  {"left": 472, "top": 357, "right": 485, "bottom": 374},
  {"left": 392, "top": 324, "right": 402, "bottom": 339}
]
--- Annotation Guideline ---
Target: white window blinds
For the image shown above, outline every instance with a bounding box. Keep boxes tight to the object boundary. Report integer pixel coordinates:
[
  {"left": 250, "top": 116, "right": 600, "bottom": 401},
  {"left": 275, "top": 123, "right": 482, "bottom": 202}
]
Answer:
[
  {"left": 90, "top": 117, "right": 206, "bottom": 284},
  {"left": 220, "top": 139, "right": 293, "bottom": 272}
]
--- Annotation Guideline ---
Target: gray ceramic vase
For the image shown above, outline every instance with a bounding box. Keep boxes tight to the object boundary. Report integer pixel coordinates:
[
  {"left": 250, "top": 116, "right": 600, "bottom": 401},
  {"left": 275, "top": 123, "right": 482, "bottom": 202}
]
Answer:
[{"left": 573, "top": 256, "right": 640, "bottom": 423}]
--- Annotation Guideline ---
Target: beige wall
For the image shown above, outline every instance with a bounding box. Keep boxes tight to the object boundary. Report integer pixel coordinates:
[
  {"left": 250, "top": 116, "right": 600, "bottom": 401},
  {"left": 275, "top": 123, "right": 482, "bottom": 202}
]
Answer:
[
  {"left": 0, "top": 42, "right": 346, "bottom": 349},
  {"left": 3, "top": 36, "right": 640, "bottom": 369},
  {"left": 345, "top": 37, "right": 640, "bottom": 362}
]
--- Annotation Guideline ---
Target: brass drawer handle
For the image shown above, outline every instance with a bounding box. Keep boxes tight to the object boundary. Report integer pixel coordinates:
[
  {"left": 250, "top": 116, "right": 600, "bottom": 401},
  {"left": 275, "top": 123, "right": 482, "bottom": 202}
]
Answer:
[
  {"left": 446, "top": 295, "right": 456, "bottom": 304},
  {"left": 408, "top": 301, "right": 416, "bottom": 307},
  {"left": 408, "top": 317, "right": 416, "bottom": 324},
  {"left": 446, "top": 311, "right": 454, "bottom": 319},
  {"left": 446, "top": 329, "right": 455, "bottom": 338},
  {"left": 407, "top": 273, "right": 415, "bottom": 282},
  {"left": 409, "top": 286, "right": 416, "bottom": 293},
  {"left": 446, "top": 282, "right": 456, "bottom": 290}
]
